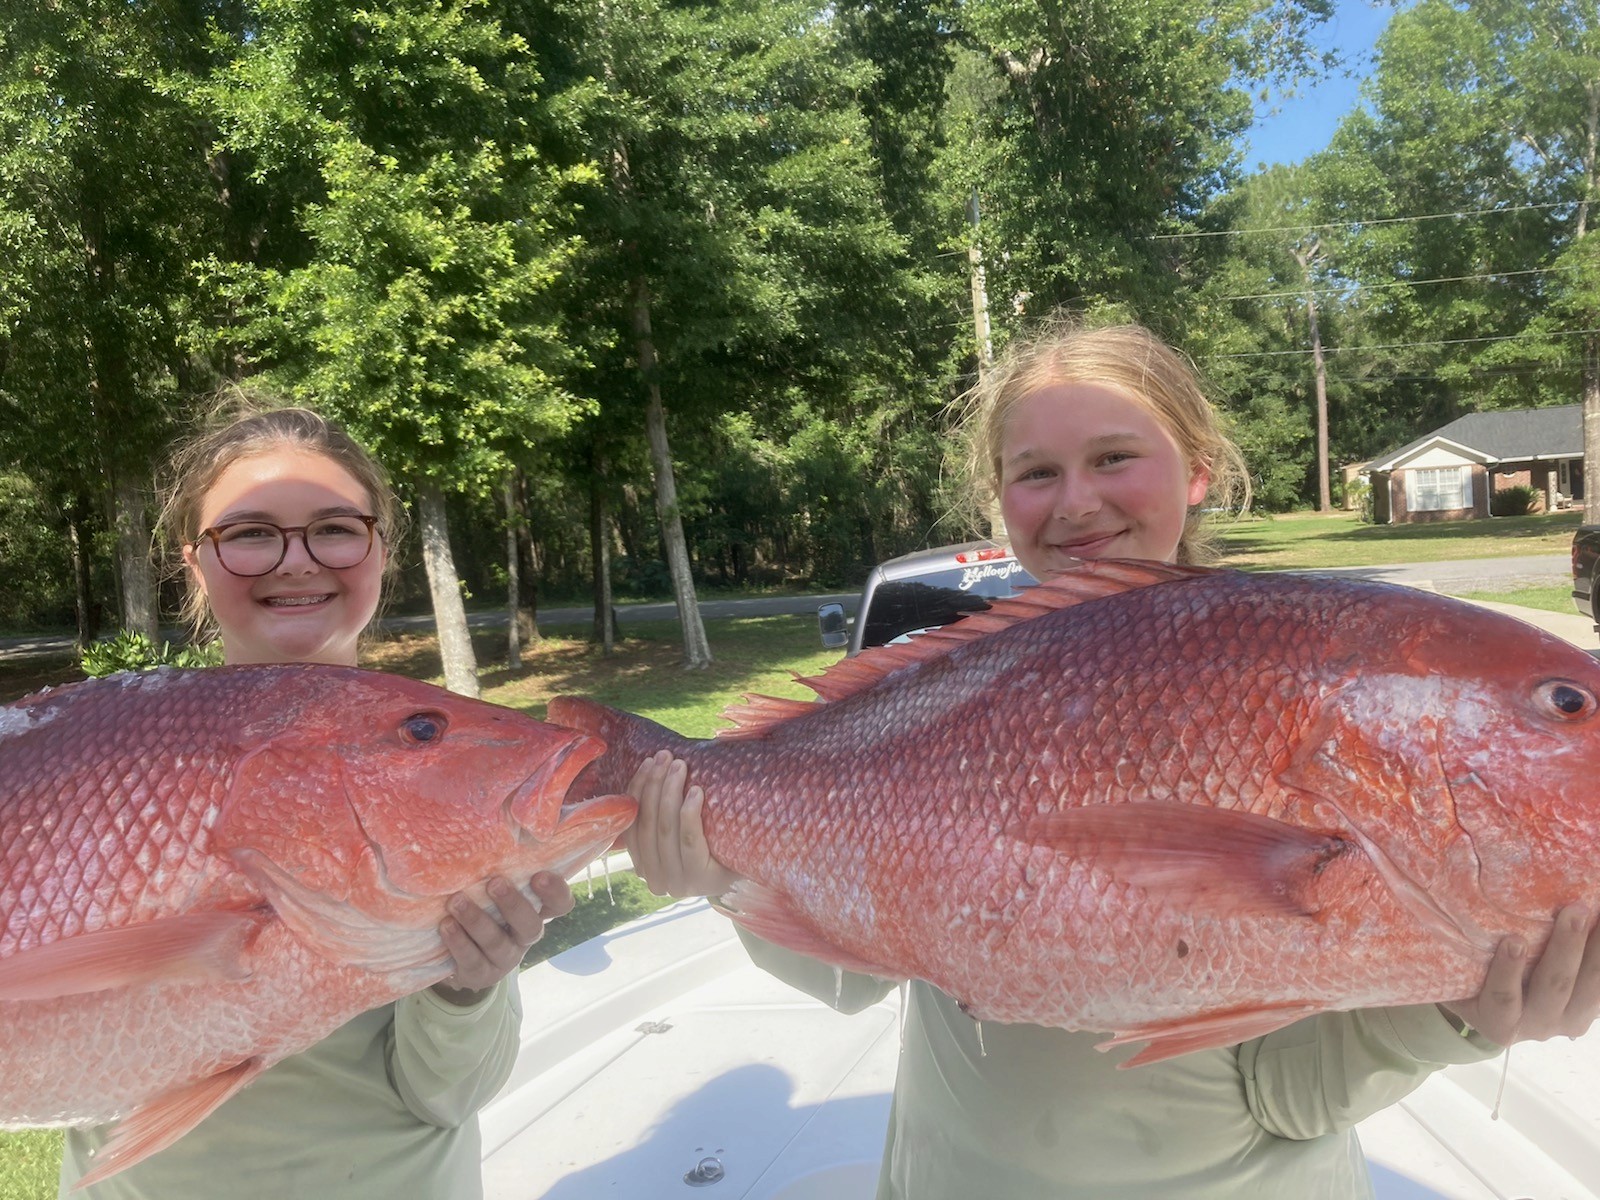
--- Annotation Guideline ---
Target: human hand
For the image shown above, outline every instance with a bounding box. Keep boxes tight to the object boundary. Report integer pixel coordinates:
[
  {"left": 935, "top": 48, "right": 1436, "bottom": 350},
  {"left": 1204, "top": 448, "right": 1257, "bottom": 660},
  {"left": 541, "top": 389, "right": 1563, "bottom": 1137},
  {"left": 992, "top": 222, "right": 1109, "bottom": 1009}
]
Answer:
[
  {"left": 1440, "top": 903, "right": 1600, "bottom": 1046},
  {"left": 432, "top": 872, "right": 574, "bottom": 1005},
  {"left": 624, "top": 750, "right": 741, "bottom": 898}
]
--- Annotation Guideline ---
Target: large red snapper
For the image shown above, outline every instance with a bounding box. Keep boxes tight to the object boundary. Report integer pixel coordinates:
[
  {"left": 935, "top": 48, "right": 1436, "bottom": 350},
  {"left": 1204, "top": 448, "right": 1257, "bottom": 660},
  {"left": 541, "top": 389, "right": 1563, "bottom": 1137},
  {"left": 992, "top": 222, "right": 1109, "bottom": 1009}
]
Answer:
[
  {"left": 551, "top": 561, "right": 1600, "bottom": 1065},
  {"left": 0, "top": 664, "right": 635, "bottom": 1185}
]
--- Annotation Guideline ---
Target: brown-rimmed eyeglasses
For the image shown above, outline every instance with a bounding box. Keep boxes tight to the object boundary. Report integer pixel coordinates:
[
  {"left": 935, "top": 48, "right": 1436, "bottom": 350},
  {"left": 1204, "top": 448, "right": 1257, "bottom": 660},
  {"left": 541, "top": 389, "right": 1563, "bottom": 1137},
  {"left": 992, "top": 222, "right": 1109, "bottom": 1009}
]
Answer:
[{"left": 193, "top": 515, "right": 381, "bottom": 577}]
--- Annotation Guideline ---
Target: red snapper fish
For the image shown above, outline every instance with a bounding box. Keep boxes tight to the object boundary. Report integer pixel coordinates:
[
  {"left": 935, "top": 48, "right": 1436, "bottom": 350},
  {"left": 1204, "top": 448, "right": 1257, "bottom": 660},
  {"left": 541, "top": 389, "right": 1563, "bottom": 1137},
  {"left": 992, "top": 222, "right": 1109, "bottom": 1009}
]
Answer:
[
  {"left": 0, "top": 664, "right": 635, "bottom": 1185},
  {"left": 551, "top": 561, "right": 1600, "bottom": 1065}
]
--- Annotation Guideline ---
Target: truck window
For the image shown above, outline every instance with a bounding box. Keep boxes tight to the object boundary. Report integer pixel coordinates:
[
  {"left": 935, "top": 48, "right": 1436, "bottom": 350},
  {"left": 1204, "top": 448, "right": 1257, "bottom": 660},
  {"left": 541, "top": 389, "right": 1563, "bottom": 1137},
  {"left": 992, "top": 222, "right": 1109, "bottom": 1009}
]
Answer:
[{"left": 861, "top": 562, "right": 1034, "bottom": 648}]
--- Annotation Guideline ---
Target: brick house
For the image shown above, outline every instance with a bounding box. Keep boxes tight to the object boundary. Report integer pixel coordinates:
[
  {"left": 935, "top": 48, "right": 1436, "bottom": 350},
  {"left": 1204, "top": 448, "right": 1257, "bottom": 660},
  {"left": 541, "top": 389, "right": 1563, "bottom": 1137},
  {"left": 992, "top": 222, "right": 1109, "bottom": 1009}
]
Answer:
[{"left": 1363, "top": 404, "right": 1584, "bottom": 524}]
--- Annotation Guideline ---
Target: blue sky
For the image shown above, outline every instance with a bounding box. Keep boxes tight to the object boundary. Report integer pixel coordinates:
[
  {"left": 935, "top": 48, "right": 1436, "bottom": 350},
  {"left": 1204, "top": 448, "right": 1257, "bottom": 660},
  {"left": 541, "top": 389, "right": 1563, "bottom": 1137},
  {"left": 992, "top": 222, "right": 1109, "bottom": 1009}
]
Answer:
[{"left": 1239, "top": 0, "right": 1395, "bottom": 171}]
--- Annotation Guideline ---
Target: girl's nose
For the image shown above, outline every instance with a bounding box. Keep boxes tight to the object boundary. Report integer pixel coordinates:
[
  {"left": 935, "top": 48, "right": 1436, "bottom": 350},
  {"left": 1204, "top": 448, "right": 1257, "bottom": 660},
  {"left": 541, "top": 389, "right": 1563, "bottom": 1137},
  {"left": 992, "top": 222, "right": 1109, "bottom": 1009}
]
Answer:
[
  {"left": 1053, "top": 474, "right": 1101, "bottom": 520},
  {"left": 276, "top": 531, "right": 320, "bottom": 574}
]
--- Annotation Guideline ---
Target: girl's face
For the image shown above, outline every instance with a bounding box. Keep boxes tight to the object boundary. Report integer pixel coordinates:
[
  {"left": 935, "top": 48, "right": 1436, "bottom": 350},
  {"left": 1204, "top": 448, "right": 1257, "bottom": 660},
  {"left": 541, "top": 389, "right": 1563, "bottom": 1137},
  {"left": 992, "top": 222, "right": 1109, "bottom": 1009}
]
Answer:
[
  {"left": 182, "top": 448, "right": 386, "bottom": 667},
  {"left": 998, "top": 382, "right": 1209, "bottom": 577}
]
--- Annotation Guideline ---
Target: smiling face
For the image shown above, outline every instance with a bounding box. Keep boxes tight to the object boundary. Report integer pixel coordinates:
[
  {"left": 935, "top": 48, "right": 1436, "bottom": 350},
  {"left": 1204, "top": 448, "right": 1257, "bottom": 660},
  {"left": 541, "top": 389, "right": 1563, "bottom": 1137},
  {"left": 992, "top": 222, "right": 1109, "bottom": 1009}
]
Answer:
[
  {"left": 998, "top": 382, "right": 1210, "bottom": 577},
  {"left": 182, "top": 448, "right": 386, "bottom": 666}
]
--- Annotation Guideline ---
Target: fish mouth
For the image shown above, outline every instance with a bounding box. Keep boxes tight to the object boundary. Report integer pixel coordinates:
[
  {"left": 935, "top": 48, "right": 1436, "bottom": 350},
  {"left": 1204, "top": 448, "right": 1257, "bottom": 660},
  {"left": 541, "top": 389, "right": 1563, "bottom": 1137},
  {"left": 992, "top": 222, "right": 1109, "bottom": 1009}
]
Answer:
[{"left": 506, "top": 732, "right": 611, "bottom": 841}]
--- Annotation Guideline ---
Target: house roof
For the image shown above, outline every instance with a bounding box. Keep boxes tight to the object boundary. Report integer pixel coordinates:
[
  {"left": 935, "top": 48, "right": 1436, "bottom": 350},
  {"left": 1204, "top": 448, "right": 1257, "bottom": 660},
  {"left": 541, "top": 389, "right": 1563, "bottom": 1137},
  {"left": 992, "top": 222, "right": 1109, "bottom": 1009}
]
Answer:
[{"left": 1368, "top": 404, "right": 1583, "bottom": 472}]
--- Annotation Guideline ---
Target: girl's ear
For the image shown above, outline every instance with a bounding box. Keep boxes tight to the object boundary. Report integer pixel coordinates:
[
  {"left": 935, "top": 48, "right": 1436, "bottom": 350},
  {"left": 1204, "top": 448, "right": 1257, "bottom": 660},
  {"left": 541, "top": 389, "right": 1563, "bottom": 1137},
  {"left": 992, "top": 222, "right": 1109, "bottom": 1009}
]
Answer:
[
  {"left": 181, "top": 542, "right": 209, "bottom": 600},
  {"left": 1187, "top": 460, "right": 1212, "bottom": 508}
]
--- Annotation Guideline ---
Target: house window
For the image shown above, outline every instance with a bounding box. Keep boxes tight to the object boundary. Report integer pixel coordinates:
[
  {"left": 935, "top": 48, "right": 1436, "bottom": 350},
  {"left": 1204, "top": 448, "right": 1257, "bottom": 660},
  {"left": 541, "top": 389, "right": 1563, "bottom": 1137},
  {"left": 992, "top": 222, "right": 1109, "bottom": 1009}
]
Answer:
[{"left": 1407, "top": 466, "right": 1472, "bottom": 512}]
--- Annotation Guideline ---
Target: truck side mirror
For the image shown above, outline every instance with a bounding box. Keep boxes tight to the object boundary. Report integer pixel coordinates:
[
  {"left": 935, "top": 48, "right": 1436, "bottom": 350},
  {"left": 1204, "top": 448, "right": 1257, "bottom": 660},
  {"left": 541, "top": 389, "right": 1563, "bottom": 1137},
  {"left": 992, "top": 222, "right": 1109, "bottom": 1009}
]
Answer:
[{"left": 817, "top": 602, "right": 849, "bottom": 649}]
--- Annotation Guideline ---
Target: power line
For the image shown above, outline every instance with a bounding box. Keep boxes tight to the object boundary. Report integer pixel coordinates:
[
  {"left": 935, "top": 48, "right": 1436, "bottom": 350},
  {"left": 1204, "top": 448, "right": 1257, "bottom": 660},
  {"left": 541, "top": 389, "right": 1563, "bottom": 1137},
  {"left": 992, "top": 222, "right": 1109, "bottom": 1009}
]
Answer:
[
  {"left": 1205, "top": 326, "right": 1600, "bottom": 360},
  {"left": 1215, "top": 264, "right": 1574, "bottom": 303},
  {"left": 1148, "top": 201, "right": 1569, "bottom": 241}
]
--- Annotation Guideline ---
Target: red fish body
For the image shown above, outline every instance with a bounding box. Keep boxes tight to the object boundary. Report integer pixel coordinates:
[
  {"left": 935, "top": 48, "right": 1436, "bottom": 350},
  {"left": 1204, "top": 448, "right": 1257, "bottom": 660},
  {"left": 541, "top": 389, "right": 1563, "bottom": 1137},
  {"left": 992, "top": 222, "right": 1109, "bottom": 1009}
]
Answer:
[
  {"left": 0, "top": 664, "right": 635, "bottom": 1182},
  {"left": 551, "top": 562, "right": 1600, "bottom": 1064}
]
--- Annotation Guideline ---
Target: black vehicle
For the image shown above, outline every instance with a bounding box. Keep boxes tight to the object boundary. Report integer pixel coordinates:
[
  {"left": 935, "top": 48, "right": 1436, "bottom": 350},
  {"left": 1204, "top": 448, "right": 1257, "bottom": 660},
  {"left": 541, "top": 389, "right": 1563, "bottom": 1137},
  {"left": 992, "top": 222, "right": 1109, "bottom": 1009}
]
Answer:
[
  {"left": 1574, "top": 525, "right": 1600, "bottom": 631},
  {"left": 819, "top": 540, "right": 1038, "bottom": 655}
]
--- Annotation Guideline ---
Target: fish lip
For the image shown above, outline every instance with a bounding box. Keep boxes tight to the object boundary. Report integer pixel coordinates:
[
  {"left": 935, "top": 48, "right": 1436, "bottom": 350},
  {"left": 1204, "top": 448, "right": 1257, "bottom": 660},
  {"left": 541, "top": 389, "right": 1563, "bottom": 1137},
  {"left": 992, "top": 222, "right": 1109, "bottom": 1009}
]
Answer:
[{"left": 506, "top": 733, "right": 608, "bottom": 841}]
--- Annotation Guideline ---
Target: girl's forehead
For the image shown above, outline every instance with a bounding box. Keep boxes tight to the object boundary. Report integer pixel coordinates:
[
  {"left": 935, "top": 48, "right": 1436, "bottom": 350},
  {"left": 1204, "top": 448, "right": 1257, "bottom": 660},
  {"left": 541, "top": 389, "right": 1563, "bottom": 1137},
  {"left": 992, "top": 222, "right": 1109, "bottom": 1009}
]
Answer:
[
  {"left": 1004, "top": 381, "right": 1174, "bottom": 441},
  {"left": 202, "top": 447, "right": 371, "bottom": 522}
]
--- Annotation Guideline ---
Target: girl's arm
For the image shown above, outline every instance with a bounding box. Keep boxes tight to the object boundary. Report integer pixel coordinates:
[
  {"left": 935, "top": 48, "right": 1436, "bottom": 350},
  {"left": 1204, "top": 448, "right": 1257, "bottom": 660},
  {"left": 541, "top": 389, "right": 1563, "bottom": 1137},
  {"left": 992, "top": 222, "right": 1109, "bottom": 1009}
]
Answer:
[
  {"left": 387, "top": 872, "right": 573, "bottom": 1127},
  {"left": 1242, "top": 906, "right": 1600, "bottom": 1139}
]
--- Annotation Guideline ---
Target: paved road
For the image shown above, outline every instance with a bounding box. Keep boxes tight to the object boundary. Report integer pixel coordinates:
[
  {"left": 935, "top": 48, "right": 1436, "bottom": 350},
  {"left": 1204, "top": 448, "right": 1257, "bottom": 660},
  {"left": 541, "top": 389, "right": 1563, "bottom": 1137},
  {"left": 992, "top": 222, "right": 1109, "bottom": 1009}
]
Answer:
[
  {"left": 0, "top": 592, "right": 861, "bottom": 660},
  {"left": 1291, "top": 554, "right": 1571, "bottom": 590},
  {"left": 3, "top": 555, "right": 1576, "bottom": 662}
]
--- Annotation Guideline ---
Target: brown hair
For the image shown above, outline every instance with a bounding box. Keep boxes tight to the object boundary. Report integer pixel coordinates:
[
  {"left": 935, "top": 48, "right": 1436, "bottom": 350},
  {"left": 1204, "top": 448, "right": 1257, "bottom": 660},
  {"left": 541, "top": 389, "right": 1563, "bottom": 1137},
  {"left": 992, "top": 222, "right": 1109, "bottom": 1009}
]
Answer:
[
  {"left": 157, "top": 392, "right": 407, "bottom": 636},
  {"left": 958, "top": 316, "right": 1250, "bottom": 565}
]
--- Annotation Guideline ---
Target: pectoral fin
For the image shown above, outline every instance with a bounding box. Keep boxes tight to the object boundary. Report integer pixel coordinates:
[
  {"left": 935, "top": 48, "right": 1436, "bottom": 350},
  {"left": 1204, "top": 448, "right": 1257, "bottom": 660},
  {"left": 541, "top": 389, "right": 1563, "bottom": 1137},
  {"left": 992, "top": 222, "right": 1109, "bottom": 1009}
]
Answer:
[
  {"left": 1017, "top": 803, "right": 1359, "bottom": 918},
  {"left": 0, "top": 911, "right": 266, "bottom": 1001},
  {"left": 72, "top": 1058, "right": 267, "bottom": 1188}
]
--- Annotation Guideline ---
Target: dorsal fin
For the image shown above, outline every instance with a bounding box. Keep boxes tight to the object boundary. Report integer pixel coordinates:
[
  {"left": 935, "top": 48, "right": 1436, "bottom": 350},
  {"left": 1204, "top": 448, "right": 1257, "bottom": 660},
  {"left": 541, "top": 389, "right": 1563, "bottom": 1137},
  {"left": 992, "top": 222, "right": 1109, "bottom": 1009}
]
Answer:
[
  {"left": 714, "top": 559, "right": 1215, "bottom": 738},
  {"left": 714, "top": 694, "right": 821, "bottom": 740}
]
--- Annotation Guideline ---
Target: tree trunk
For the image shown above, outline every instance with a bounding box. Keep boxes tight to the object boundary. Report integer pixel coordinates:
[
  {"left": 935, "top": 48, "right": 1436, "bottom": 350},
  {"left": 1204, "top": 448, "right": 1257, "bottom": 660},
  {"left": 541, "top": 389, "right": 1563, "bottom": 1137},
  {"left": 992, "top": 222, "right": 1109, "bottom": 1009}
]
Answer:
[
  {"left": 503, "top": 473, "right": 522, "bottom": 671},
  {"left": 590, "top": 463, "right": 616, "bottom": 655},
  {"left": 631, "top": 276, "right": 712, "bottom": 668},
  {"left": 1306, "top": 293, "right": 1331, "bottom": 514},
  {"left": 416, "top": 482, "right": 480, "bottom": 697},
  {"left": 1581, "top": 388, "right": 1600, "bottom": 518},
  {"left": 68, "top": 506, "right": 96, "bottom": 649},
  {"left": 1577, "top": 104, "right": 1598, "bottom": 524},
  {"left": 112, "top": 474, "right": 159, "bottom": 641},
  {"left": 1294, "top": 242, "right": 1332, "bottom": 513}
]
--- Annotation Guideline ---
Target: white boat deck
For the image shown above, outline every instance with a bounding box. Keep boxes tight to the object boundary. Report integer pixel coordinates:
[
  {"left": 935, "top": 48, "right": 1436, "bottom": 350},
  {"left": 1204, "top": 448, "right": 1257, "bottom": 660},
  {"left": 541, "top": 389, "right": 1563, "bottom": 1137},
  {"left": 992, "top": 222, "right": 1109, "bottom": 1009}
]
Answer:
[{"left": 482, "top": 899, "right": 1600, "bottom": 1200}]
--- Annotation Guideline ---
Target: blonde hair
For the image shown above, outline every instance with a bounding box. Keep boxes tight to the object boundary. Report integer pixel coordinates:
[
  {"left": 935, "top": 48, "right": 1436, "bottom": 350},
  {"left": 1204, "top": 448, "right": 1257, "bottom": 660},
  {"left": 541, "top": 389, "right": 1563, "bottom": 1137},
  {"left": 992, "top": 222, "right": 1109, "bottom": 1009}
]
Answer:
[
  {"left": 157, "top": 393, "right": 407, "bottom": 637},
  {"left": 959, "top": 316, "right": 1250, "bottom": 565}
]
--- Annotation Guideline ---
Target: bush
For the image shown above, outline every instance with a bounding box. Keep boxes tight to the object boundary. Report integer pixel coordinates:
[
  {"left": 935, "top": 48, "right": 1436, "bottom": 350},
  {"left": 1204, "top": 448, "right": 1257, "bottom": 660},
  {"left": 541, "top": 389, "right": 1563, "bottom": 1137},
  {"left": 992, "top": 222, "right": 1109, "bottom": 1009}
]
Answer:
[
  {"left": 1491, "top": 484, "right": 1540, "bottom": 517},
  {"left": 79, "top": 631, "right": 223, "bottom": 677},
  {"left": 1344, "top": 479, "right": 1374, "bottom": 524}
]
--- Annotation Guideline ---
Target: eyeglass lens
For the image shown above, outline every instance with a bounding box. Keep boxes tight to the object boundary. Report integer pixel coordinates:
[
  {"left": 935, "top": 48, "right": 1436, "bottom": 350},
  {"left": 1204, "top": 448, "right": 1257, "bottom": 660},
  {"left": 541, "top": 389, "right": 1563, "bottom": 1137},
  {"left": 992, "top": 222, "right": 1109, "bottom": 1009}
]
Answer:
[{"left": 213, "top": 518, "right": 374, "bottom": 576}]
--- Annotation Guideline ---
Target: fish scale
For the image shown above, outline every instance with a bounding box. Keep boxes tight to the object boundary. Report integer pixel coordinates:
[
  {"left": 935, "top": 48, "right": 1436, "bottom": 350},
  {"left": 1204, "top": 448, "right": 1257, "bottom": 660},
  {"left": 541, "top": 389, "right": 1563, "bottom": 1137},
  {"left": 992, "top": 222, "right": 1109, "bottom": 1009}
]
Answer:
[
  {"left": 550, "top": 561, "right": 1600, "bottom": 1065},
  {"left": 1, "top": 663, "right": 635, "bottom": 1183}
]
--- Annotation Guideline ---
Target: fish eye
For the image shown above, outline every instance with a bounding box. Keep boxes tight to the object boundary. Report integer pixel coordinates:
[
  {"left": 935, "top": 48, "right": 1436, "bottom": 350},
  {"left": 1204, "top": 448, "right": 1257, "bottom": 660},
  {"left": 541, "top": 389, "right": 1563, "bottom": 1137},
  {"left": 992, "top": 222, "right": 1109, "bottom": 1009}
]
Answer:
[
  {"left": 1535, "top": 681, "right": 1597, "bottom": 721},
  {"left": 401, "top": 712, "right": 448, "bottom": 745}
]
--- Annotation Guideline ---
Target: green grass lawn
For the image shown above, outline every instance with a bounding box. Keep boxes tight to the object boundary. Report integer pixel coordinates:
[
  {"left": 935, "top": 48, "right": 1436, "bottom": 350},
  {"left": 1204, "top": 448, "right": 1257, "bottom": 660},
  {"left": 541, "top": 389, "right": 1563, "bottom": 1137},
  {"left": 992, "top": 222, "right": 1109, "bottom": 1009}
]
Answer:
[
  {"left": 1451, "top": 583, "right": 1578, "bottom": 615},
  {"left": 1210, "top": 509, "right": 1581, "bottom": 570},
  {"left": 0, "top": 1131, "right": 60, "bottom": 1200}
]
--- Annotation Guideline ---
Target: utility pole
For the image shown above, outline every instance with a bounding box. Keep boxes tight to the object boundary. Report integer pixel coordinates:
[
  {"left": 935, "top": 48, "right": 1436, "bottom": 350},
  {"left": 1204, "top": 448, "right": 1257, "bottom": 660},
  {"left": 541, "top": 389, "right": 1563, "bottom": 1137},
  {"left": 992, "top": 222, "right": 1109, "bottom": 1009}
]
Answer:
[{"left": 967, "top": 188, "right": 994, "bottom": 377}]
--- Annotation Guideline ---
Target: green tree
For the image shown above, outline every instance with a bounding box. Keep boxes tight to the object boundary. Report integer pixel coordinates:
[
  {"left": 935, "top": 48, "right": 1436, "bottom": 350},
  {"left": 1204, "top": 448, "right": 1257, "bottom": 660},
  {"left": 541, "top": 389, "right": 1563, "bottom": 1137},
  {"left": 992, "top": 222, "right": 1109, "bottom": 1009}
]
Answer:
[
  {"left": 0, "top": 0, "right": 226, "bottom": 643},
  {"left": 543, "top": 0, "right": 921, "bottom": 663},
  {"left": 1311, "top": 1, "right": 1597, "bottom": 496},
  {"left": 934, "top": 0, "right": 1335, "bottom": 342},
  {"left": 211, "top": 0, "right": 592, "bottom": 694}
]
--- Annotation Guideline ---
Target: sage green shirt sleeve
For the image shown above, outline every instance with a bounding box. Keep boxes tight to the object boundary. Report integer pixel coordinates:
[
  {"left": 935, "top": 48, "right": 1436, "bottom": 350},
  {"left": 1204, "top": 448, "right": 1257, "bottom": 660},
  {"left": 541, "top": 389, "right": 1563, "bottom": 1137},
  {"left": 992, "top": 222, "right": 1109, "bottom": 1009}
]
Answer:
[
  {"left": 735, "top": 925, "right": 896, "bottom": 1014},
  {"left": 1237, "top": 1004, "right": 1502, "bottom": 1140},
  {"left": 388, "top": 977, "right": 524, "bottom": 1129}
]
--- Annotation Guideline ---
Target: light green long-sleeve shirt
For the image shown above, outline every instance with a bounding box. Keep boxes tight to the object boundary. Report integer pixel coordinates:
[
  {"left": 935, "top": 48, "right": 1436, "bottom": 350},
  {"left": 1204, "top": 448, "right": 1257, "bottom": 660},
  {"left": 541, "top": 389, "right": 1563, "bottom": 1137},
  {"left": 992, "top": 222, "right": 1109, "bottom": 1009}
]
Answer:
[
  {"left": 738, "top": 928, "right": 1500, "bottom": 1199},
  {"left": 59, "top": 979, "right": 521, "bottom": 1200}
]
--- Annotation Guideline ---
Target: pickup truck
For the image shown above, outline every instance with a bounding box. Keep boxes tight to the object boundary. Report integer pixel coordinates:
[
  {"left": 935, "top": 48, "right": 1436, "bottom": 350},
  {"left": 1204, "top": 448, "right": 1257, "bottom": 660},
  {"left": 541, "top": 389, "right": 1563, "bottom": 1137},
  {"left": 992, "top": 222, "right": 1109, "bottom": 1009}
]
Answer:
[
  {"left": 817, "top": 540, "right": 1037, "bottom": 654},
  {"left": 1574, "top": 526, "right": 1600, "bottom": 630}
]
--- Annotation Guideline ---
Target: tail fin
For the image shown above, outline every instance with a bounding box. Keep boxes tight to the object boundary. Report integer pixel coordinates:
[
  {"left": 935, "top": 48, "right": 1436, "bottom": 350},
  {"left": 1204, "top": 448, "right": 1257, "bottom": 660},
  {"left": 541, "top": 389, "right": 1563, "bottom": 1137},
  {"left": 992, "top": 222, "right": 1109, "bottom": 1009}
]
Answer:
[{"left": 545, "top": 696, "right": 689, "bottom": 795}]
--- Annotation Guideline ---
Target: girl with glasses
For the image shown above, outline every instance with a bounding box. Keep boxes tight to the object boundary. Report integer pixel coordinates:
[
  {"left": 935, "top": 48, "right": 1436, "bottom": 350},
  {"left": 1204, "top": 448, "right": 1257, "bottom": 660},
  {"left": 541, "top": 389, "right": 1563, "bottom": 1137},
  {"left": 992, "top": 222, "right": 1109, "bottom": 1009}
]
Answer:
[
  {"left": 60, "top": 402, "right": 572, "bottom": 1199},
  {"left": 623, "top": 318, "right": 1600, "bottom": 1199}
]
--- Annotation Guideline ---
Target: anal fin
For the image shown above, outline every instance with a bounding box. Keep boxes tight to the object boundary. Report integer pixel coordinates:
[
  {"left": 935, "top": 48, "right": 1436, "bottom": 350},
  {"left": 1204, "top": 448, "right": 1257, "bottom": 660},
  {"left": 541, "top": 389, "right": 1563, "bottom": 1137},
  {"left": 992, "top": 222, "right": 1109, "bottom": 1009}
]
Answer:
[
  {"left": 73, "top": 1057, "right": 267, "bottom": 1188},
  {"left": 1101, "top": 1002, "right": 1323, "bottom": 1068}
]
